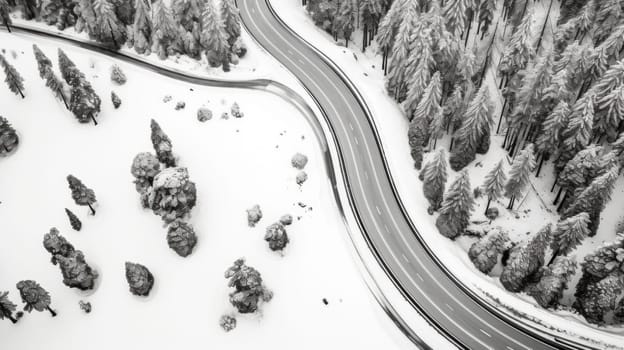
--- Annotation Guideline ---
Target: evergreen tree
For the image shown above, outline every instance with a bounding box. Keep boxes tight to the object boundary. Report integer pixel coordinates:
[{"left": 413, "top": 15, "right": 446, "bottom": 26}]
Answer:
[
  {"left": 499, "top": 9, "right": 534, "bottom": 82},
  {"left": 359, "top": 0, "right": 383, "bottom": 50},
  {"left": 528, "top": 256, "right": 577, "bottom": 308},
  {"left": 550, "top": 212, "right": 590, "bottom": 266},
  {"left": 558, "top": 92, "right": 595, "bottom": 173},
  {"left": 65, "top": 208, "right": 82, "bottom": 231},
  {"left": 264, "top": 222, "right": 290, "bottom": 251},
  {"left": 75, "top": 0, "right": 97, "bottom": 35},
  {"left": 482, "top": 160, "right": 507, "bottom": 213},
  {"left": 576, "top": 273, "right": 624, "bottom": 324},
  {"left": 67, "top": 175, "right": 97, "bottom": 215},
  {"left": 535, "top": 101, "right": 569, "bottom": 174},
  {"left": 422, "top": 148, "right": 448, "bottom": 212},
  {"left": 469, "top": 228, "right": 510, "bottom": 274},
  {"left": 0, "top": 0, "right": 12, "bottom": 32},
  {"left": 334, "top": 0, "right": 355, "bottom": 47},
  {"left": 595, "top": 83, "right": 624, "bottom": 140},
  {"left": 171, "top": 0, "right": 202, "bottom": 31},
  {"left": 563, "top": 164, "right": 619, "bottom": 236},
  {"left": 450, "top": 85, "right": 493, "bottom": 171},
  {"left": 500, "top": 224, "right": 551, "bottom": 292},
  {"left": 385, "top": 2, "right": 417, "bottom": 99},
  {"left": 592, "top": 0, "right": 622, "bottom": 45},
  {"left": 0, "top": 291, "right": 18, "bottom": 323},
  {"left": 130, "top": 0, "right": 152, "bottom": 55},
  {"left": 32, "top": 44, "right": 53, "bottom": 79},
  {"left": 16, "top": 280, "right": 56, "bottom": 317},
  {"left": 125, "top": 262, "right": 155, "bottom": 296},
  {"left": 150, "top": 119, "right": 176, "bottom": 167},
  {"left": 92, "top": 0, "right": 127, "bottom": 49},
  {"left": 220, "top": 0, "right": 241, "bottom": 47},
  {"left": 402, "top": 46, "right": 433, "bottom": 116},
  {"left": 376, "top": 0, "right": 406, "bottom": 72},
  {"left": 443, "top": 0, "right": 472, "bottom": 36},
  {"left": 407, "top": 111, "right": 428, "bottom": 170},
  {"left": 0, "top": 116, "right": 19, "bottom": 156},
  {"left": 167, "top": 219, "right": 198, "bottom": 257},
  {"left": 435, "top": 170, "right": 475, "bottom": 239},
  {"left": 0, "top": 53, "right": 25, "bottom": 98},
  {"left": 225, "top": 258, "right": 273, "bottom": 314},
  {"left": 111, "top": 0, "right": 135, "bottom": 26},
  {"left": 504, "top": 143, "right": 536, "bottom": 209},
  {"left": 152, "top": 0, "right": 180, "bottom": 60},
  {"left": 43, "top": 227, "right": 99, "bottom": 290},
  {"left": 200, "top": 0, "right": 230, "bottom": 71},
  {"left": 57, "top": 48, "right": 85, "bottom": 87},
  {"left": 478, "top": 0, "right": 495, "bottom": 38}
]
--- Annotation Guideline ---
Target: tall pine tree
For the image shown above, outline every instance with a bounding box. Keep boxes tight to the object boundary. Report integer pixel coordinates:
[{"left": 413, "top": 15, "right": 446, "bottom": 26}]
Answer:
[
  {"left": 422, "top": 148, "right": 448, "bottom": 212},
  {"left": 130, "top": 0, "right": 152, "bottom": 55},
  {"left": 504, "top": 143, "right": 536, "bottom": 209},
  {"left": 0, "top": 53, "right": 25, "bottom": 98},
  {"left": 200, "top": 0, "right": 230, "bottom": 71},
  {"left": 435, "top": 170, "right": 475, "bottom": 240},
  {"left": 550, "top": 212, "right": 590, "bottom": 265},
  {"left": 482, "top": 160, "right": 507, "bottom": 213},
  {"left": 152, "top": 0, "right": 180, "bottom": 59},
  {"left": 93, "top": 0, "right": 127, "bottom": 49}
]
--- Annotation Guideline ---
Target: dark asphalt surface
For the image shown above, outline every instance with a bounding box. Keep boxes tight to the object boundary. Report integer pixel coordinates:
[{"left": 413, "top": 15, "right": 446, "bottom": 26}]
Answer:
[{"left": 238, "top": 1, "right": 572, "bottom": 349}]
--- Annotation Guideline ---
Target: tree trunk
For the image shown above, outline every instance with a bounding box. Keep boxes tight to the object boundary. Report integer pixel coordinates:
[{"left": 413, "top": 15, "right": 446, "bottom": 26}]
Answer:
[
  {"left": 557, "top": 192, "right": 568, "bottom": 212},
  {"left": 551, "top": 180, "right": 557, "bottom": 192},
  {"left": 536, "top": 154, "right": 546, "bottom": 177},
  {"left": 536, "top": 0, "right": 554, "bottom": 54},
  {"left": 476, "top": 19, "right": 482, "bottom": 38},
  {"left": 547, "top": 248, "right": 559, "bottom": 267},
  {"left": 8, "top": 314, "right": 17, "bottom": 323},
  {"left": 497, "top": 100, "right": 507, "bottom": 134},
  {"left": 449, "top": 137, "right": 455, "bottom": 151},
  {"left": 553, "top": 187, "right": 564, "bottom": 205},
  {"left": 4, "top": 21, "right": 10, "bottom": 33},
  {"left": 485, "top": 197, "right": 492, "bottom": 214},
  {"left": 3, "top": 144, "right": 9, "bottom": 153},
  {"left": 507, "top": 196, "right": 515, "bottom": 210},
  {"left": 47, "top": 306, "right": 57, "bottom": 317},
  {"left": 87, "top": 203, "right": 96, "bottom": 215},
  {"left": 464, "top": 18, "right": 472, "bottom": 47},
  {"left": 107, "top": 20, "right": 118, "bottom": 49},
  {"left": 59, "top": 88, "right": 69, "bottom": 109},
  {"left": 90, "top": 113, "right": 98, "bottom": 126},
  {"left": 362, "top": 24, "right": 367, "bottom": 52}
]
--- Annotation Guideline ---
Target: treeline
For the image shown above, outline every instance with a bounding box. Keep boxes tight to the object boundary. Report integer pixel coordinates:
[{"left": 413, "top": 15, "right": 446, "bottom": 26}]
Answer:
[{"left": 1, "top": 0, "right": 244, "bottom": 71}]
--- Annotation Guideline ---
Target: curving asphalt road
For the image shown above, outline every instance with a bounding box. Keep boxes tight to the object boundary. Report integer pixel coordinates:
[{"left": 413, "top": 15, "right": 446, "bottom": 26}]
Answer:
[{"left": 238, "top": 1, "right": 582, "bottom": 349}]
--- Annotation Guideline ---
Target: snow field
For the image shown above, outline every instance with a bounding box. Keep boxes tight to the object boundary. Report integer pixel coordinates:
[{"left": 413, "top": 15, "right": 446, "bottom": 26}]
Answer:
[{"left": 0, "top": 32, "right": 409, "bottom": 350}]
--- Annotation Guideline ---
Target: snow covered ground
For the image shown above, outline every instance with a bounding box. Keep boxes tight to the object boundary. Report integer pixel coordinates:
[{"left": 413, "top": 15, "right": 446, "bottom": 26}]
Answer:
[
  {"left": 0, "top": 33, "right": 417, "bottom": 350},
  {"left": 270, "top": 0, "right": 624, "bottom": 347}
]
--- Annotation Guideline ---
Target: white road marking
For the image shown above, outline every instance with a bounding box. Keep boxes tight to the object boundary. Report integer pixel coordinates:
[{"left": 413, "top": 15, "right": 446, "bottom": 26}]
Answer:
[
  {"left": 287, "top": 49, "right": 293, "bottom": 55},
  {"left": 349, "top": 123, "right": 354, "bottom": 130},
  {"left": 446, "top": 304, "right": 454, "bottom": 312},
  {"left": 402, "top": 254, "right": 409, "bottom": 262},
  {"left": 354, "top": 137, "right": 359, "bottom": 145},
  {"left": 364, "top": 171, "right": 369, "bottom": 181},
  {"left": 416, "top": 273, "right": 424, "bottom": 282},
  {"left": 298, "top": 58, "right": 305, "bottom": 65},
  {"left": 375, "top": 206, "right": 381, "bottom": 215},
  {"left": 245, "top": 4, "right": 522, "bottom": 349},
  {"left": 506, "top": 347, "right": 516, "bottom": 350},
  {"left": 480, "top": 329, "right": 492, "bottom": 338},
  {"left": 383, "top": 224, "right": 390, "bottom": 233}
]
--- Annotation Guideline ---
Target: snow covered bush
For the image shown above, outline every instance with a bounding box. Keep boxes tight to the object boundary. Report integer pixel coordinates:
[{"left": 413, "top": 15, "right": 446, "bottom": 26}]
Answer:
[
  {"left": 166, "top": 219, "right": 198, "bottom": 257},
  {"left": 111, "top": 91, "right": 121, "bottom": 109},
  {"left": 528, "top": 256, "right": 577, "bottom": 309},
  {"left": 0, "top": 116, "right": 18, "bottom": 156},
  {"left": 43, "top": 228, "right": 98, "bottom": 291},
  {"left": 224, "top": 258, "right": 272, "bottom": 314},
  {"left": 291, "top": 152, "right": 308, "bottom": 169},
  {"left": 16, "top": 280, "right": 56, "bottom": 317},
  {"left": 125, "top": 262, "right": 155, "bottom": 297},
  {"left": 468, "top": 228, "right": 510, "bottom": 274},
  {"left": 110, "top": 64, "right": 126, "bottom": 85},
  {"left": 231, "top": 102, "right": 243, "bottom": 118},
  {"left": 150, "top": 119, "right": 176, "bottom": 168},
  {"left": 197, "top": 107, "right": 212, "bottom": 122},
  {"left": 219, "top": 314, "right": 237, "bottom": 332},
  {"left": 246, "top": 204, "right": 263, "bottom": 227},
  {"left": 146, "top": 167, "right": 197, "bottom": 223},
  {"left": 435, "top": 170, "right": 474, "bottom": 239},
  {"left": 130, "top": 152, "right": 161, "bottom": 194},
  {"left": 296, "top": 171, "right": 308, "bottom": 185},
  {"left": 500, "top": 225, "right": 551, "bottom": 292},
  {"left": 0, "top": 291, "right": 18, "bottom": 324},
  {"left": 67, "top": 174, "right": 97, "bottom": 215},
  {"left": 265, "top": 222, "right": 289, "bottom": 251}
]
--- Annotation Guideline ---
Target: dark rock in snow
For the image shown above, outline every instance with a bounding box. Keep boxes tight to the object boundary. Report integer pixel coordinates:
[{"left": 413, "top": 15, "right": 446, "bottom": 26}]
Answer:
[
  {"left": 125, "top": 262, "right": 154, "bottom": 296},
  {"left": 110, "top": 64, "right": 126, "bottom": 85},
  {"left": 231, "top": 102, "right": 244, "bottom": 118}
]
